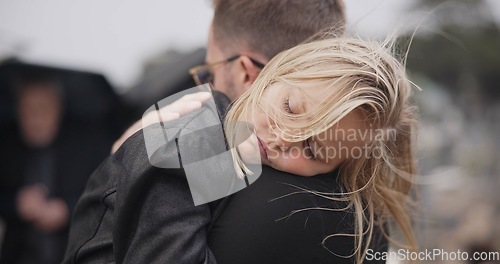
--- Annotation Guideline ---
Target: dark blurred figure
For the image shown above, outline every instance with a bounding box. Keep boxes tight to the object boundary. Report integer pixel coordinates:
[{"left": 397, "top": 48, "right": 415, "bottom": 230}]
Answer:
[
  {"left": 14, "top": 77, "right": 68, "bottom": 264},
  {"left": 0, "top": 61, "right": 128, "bottom": 264}
]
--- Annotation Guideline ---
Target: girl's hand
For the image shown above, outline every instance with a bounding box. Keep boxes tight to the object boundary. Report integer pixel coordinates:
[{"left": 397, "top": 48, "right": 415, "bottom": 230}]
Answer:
[{"left": 111, "top": 92, "right": 212, "bottom": 153}]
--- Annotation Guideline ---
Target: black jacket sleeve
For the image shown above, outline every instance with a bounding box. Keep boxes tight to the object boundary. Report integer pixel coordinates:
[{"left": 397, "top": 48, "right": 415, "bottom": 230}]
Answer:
[
  {"left": 63, "top": 114, "right": 218, "bottom": 264},
  {"left": 112, "top": 131, "right": 216, "bottom": 264}
]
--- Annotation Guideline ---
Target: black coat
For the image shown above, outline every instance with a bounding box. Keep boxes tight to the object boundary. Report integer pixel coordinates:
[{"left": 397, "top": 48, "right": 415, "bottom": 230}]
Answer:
[{"left": 63, "top": 104, "right": 224, "bottom": 264}]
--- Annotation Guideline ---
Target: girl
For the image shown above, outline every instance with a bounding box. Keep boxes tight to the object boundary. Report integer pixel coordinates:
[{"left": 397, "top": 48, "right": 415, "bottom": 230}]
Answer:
[
  {"left": 64, "top": 36, "right": 418, "bottom": 264},
  {"left": 225, "top": 37, "right": 418, "bottom": 262}
]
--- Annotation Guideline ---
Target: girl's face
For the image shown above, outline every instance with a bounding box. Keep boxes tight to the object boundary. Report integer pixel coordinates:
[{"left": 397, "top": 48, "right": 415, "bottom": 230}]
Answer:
[{"left": 238, "top": 83, "right": 368, "bottom": 177}]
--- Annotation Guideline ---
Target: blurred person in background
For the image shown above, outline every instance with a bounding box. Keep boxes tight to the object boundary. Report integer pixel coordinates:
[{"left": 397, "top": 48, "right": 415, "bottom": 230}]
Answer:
[
  {"left": 14, "top": 78, "right": 68, "bottom": 264},
  {"left": 0, "top": 76, "right": 68, "bottom": 264},
  {"left": 0, "top": 70, "right": 117, "bottom": 264}
]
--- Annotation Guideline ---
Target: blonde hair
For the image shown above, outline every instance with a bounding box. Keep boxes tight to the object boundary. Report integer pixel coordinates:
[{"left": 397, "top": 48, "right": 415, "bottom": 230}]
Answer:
[{"left": 225, "top": 37, "right": 419, "bottom": 263}]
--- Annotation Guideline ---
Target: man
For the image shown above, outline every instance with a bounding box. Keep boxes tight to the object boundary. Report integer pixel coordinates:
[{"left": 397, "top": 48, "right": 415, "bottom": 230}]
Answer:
[
  {"left": 65, "top": 0, "right": 386, "bottom": 263},
  {"left": 110, "top": 0, "right": 346, "bottom": 152},
  {"left": 0, "top": 75, "right": 113, "bottom": 264},
  {"left": 0, "top": 78, "right": 69, "bottom": 264},
  {"left": 201, "top": 0, "right": 345, "bottom": 100}
]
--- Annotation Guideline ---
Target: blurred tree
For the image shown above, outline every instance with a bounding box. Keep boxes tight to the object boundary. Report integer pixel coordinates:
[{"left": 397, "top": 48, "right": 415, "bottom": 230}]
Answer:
[{"left": 402, "top": 0, "right": 500, "bottom": 103}]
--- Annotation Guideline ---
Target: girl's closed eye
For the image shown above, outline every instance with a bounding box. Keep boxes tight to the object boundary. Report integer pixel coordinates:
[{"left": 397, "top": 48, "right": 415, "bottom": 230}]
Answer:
[{"left": 283, "top": 98, "right": 294, "bottom": 114}]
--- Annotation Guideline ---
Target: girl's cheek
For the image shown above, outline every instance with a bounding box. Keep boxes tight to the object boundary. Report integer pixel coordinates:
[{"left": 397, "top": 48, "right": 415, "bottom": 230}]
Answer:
[{"left": 277, "top": 156, "right": 308, "bottom": 175}]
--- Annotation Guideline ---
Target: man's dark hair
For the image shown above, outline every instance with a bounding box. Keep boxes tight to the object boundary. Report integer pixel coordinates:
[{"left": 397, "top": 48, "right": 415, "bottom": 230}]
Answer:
[{"left": 212, "top": 0, "right": 346, "bottom": 59}]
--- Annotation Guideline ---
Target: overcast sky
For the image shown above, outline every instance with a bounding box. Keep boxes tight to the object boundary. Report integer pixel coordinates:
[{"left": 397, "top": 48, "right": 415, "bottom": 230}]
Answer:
[{"left": 0, "top": 0, "right": 498, "bottom": 91}]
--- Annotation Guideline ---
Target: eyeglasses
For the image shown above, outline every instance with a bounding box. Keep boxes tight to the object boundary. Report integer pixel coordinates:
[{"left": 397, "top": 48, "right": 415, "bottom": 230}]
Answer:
[{"left": 189, "top": 55, "right": 265, "bottom": 87}]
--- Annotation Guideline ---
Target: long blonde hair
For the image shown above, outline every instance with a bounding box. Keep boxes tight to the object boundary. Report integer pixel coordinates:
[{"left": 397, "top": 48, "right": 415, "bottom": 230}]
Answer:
[{"left": 225, "top": 37, "right": 418, "bottom": 262}]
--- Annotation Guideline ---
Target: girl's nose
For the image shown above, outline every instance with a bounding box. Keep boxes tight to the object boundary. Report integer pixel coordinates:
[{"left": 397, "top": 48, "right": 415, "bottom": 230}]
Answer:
[
  {"left": 274, "top": 137, "right": 291, "bottom": 152},
  {"left": 269, "top": 126, "right": 299, "bottom": 151}
]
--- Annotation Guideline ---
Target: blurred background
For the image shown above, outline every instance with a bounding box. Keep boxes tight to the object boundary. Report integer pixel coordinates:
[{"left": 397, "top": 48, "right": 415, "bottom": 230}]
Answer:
[
  {"left": 403, "top": 1, "right": 500, "bottom": 263},
  {"left": 0, "top": 0, "right": 499, "bottom": 263}
]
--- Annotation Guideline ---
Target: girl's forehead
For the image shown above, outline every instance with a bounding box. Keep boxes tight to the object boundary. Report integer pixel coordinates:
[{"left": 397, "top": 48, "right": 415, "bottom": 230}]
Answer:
[
  {"left": 262, "top": 83, "right": 328, "bottom": 115},
  {"left": 265, "top": 82, "right": 327, "bottom": 96}
]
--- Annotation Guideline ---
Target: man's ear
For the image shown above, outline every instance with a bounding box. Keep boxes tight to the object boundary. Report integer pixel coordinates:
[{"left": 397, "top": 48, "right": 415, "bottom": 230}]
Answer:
[{"left": 238, "top": 56, "right": 262, "bottom": 92}]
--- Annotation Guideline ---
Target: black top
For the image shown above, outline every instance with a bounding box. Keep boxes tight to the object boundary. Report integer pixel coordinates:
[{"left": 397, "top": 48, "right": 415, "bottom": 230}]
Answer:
[{"left": 209, "top": 167, "right": 388, "bottom": 264}]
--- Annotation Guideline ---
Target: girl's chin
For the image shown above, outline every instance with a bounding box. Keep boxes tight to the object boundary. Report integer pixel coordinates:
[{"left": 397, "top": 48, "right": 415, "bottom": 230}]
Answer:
[{"left": 236, "top": 133, "right": 262, "bottom": 165}]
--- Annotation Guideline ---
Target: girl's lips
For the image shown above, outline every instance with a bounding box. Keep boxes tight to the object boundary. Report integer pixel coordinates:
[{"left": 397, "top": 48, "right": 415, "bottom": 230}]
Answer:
[{"left": 257, "top": 136, "right": 269, "bottom": 162}]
